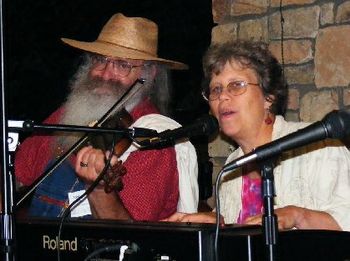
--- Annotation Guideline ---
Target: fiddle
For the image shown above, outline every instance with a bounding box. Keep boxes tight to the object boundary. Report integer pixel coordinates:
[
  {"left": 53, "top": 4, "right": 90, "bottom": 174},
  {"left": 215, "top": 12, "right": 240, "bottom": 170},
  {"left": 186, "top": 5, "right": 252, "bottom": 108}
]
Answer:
[
  {"left": 88, "top": 108, "right": 134, "bottom": 193},
  {"left": 15, "top": 79, "right": 146, "bottom": 207}
]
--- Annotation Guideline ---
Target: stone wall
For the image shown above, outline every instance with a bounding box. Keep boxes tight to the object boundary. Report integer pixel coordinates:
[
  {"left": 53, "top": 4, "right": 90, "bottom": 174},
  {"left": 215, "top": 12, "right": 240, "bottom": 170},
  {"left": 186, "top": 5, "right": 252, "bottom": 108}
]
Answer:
[{"left": 206, "top": 0, "right": 350, "bottom": 207}]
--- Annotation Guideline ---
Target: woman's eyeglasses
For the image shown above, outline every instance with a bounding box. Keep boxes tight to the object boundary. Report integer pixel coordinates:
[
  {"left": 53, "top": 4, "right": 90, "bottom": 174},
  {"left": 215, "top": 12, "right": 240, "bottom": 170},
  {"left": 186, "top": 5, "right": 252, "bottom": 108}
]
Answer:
[{"left": 202, "top": 80, "right": 260, "bottom": 101}]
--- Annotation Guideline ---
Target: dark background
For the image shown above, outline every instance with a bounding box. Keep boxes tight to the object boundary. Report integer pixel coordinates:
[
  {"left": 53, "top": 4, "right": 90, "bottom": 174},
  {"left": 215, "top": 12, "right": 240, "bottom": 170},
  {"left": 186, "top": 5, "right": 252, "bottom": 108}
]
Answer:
[
  {"left": 5, "top": 0, "right": 213, "bottom": 124},
  {"left": 4, "top": 0, "right": 215, "bottom": 200}
]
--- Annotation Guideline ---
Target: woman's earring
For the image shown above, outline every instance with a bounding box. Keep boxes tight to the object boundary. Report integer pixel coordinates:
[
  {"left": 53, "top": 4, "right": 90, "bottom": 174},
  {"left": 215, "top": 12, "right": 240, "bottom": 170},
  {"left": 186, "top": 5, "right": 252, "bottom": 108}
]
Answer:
[{"left": 265, "top": 109, "right": 273, "bottom": 125}]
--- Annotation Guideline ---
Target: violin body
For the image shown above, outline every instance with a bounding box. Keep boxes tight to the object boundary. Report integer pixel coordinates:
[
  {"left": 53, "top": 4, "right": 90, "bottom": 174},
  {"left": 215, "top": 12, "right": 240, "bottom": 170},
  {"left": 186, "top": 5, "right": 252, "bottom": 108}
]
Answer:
[
  {"left": 88, "top": 107, "right": 133, "bottom": 154},
  {"left": 87, "top": 108, "right": 133, "bottom": 193}
]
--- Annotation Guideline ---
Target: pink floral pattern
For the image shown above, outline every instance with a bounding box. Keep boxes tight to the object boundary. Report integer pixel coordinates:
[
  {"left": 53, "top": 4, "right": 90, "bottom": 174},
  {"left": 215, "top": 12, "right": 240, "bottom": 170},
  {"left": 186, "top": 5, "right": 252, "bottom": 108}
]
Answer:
[{"left": 237, "top": 175, "right": 263, "bottom": 224}]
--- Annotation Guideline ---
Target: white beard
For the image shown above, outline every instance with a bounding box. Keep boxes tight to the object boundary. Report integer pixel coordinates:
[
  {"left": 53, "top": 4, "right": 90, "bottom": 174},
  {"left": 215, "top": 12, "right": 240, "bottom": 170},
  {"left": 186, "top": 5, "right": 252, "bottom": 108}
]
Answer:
[
  {"left": 61, "top": 90, "right": 120, "bottom": 126},
  {"left": 61, "top": 80, "right": 126, "bottom": 126},
  {"left": 54, "top": 70, "right": 153, "bottom": 152},
  {"left": 55, "top": 74, "right": 129, "bottom": 151}
]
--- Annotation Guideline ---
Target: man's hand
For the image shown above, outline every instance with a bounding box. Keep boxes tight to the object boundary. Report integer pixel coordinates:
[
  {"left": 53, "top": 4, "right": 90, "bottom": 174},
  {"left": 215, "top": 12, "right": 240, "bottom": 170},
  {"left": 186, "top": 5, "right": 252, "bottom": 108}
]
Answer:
[
  {"left": 75, "top": 146, "right": 131, "bottom": 220},
  {"left": 76, "top": 146, "right": 114, "bottom": 183}
]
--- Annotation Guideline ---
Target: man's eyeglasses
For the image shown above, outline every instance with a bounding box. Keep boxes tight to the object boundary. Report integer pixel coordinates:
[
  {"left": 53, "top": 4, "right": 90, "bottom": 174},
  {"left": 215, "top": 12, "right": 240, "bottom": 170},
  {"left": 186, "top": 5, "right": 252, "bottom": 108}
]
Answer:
[
  {"left": 91, "top": 55, "right": 145, "bottom": 77},
  {"left": 202, "top": 80, "right": 260, "bottom": 101}
]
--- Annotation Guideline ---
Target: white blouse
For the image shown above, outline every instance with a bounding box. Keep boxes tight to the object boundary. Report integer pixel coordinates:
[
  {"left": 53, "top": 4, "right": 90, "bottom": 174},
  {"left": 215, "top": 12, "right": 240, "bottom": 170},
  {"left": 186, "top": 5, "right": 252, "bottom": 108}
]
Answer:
[{"left": 219, "top": 116, "right": 350, "bottom": 231}]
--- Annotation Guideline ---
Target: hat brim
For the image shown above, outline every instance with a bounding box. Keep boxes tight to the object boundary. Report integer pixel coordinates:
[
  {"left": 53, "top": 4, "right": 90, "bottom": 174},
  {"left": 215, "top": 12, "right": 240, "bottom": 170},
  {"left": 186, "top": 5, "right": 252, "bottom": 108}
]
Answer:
[{"left": 61, "top": 38, "right": 188, "bottom": 70}]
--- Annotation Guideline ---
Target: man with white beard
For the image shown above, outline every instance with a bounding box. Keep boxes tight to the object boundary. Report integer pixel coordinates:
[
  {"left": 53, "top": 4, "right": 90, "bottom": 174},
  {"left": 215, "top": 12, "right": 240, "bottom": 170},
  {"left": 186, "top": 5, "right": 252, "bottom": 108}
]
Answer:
[{"left": 13, "top": 13, "right": 199, "bottom": 221}]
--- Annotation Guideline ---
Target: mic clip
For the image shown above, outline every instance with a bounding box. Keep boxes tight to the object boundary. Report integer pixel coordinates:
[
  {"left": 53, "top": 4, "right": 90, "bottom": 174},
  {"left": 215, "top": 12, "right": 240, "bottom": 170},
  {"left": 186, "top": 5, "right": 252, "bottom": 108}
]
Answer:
[
  {"left": 130, "top": 127, "right": 159, "bottom": 138},
  {"left": 138, "top": 137, "right": 175, "bottom": 150}
]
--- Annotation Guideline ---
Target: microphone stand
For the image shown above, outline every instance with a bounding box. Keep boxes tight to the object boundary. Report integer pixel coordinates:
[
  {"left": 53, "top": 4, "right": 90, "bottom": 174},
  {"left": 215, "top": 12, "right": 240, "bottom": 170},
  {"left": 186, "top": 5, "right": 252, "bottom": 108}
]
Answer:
[
  {"left": 259, "top": 158, "right": 278, "bottom": 261},
  {"left": 15, "top": 78, "right": 145, "bottom": 208},
  {"left": 0, "top": 0, "right": 16, "bottom": 259},
  {"left": 216, "top": 156, "right": 280, "bottom": 261}
]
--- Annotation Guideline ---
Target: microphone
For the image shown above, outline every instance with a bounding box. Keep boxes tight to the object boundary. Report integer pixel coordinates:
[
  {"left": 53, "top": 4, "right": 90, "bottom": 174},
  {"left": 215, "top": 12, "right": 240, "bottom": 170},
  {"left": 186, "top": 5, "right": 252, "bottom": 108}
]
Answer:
[
  {"left": 222, "top": 110, "right": 350, "bottom": 172},
  {"left": 138, "top": 114, "right": 219, "bottom": 148}
]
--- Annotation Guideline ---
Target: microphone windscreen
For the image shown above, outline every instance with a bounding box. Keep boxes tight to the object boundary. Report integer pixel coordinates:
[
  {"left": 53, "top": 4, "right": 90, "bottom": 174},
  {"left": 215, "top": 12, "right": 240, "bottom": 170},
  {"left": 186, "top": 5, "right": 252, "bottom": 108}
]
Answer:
[
  {"left": 324, "top": 110, "right": 350, "bottom": 139},
  {"left": 196, "top": 114, "right": 219, "bottom": 137}
]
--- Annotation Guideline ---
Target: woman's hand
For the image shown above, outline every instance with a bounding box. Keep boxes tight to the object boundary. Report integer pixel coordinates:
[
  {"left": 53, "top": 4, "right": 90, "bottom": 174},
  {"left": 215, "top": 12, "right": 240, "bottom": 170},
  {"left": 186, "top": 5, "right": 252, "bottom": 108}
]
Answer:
[
  {"left": 244, "top": 205, "right": 341, "bottom": 230},
  {"left": 162, "top": 211, "right": 224, "bottom": 224},
  {"left": 244, "top": 205, "right": 300, "bottom": 230}
]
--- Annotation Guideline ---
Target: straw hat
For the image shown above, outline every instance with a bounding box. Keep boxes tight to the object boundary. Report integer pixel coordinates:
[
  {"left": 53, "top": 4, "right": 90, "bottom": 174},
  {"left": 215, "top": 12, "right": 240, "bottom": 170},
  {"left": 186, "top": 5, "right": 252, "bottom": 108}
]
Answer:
[{"left": 61, "top": 13, "right": 188, "bottom": 70}]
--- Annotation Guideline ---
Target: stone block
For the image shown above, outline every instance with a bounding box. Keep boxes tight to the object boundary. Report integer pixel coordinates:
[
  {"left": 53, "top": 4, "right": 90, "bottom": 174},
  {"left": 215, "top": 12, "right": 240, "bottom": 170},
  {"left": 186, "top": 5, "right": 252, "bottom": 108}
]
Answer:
[
  {"left": 315, "top": 25, "right": 350, "bottom": 88},
  {"left": 231, "top": 0, "right": 268, "bottom": 16},
  {"left": 300, "top": 90, "right": 339, "bottom": 121},
  {"left": 211, "top": 23, "right": 238, "bottom": 44},
  {"left": 343, "top": 88, "right": 350, "bottom": 106},
  {"left": 288, "top": 88, "right": 300, "bottom": 110},
  {"left": 285, "top": 63, "right": 314, "bottom": 85},
  {"left": 238, "top": 17, "right": 268, "bottom": 41},
  {"left": 285, "top": 110, "right": 300, "bottom": 122},
  {"left": 208, "top": 132, "right": 234, "bottom": 158},
  {"left": 269, "top": 40, "right": 313, "bottom": 65},
  {"left": 270, "top": 6, "right": 320, "bottom": 39},
  {"left": 212, "top": 0, "right": 231, "bottom": 23},
  {"left": 336, "top": 1, "right": 350, "bottom": 23},
  {"left": 320, "top": 2, "right": 334, "bottom": 25}
]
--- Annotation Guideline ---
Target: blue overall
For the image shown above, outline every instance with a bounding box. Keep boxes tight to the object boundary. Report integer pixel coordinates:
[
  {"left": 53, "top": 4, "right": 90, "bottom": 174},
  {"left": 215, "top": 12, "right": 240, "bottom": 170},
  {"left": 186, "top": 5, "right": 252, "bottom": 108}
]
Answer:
[{"left": 28, "top": 160, "right": 91, "bottom": 218}]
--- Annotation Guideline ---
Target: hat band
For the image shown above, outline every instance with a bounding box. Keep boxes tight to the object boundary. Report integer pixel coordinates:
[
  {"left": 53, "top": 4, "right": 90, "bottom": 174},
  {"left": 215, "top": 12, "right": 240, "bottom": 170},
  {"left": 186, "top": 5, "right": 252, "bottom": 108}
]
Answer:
[{"left": 96, "top": 39, "right": 157, "bottom": 58}]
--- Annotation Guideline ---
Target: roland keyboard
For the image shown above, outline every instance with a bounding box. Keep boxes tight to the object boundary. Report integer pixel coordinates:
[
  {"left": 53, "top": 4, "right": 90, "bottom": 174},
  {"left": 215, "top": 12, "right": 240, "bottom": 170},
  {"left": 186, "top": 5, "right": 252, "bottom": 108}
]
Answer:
[{"left": 15, "top": 217, "right": 350, "bottom": 261}]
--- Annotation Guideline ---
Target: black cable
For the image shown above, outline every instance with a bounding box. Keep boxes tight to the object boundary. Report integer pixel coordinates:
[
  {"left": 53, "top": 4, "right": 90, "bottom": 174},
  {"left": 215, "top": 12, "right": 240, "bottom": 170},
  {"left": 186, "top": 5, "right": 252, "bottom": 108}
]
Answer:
[
  {"left": 213, "top": 168, "right": 226, "bottom": 261},
  {"left": 83, "top": 244, "right": 122, "bottom": 261},
  {"left": 56, "top": 135, "right": 117, "bottom": 261},
  {"left": 53, "top": 77, "right": 146, "bottom": 261},
  {"left": 83, "top": 242, "right": 138, "bottom": 261},
  {"left": 280, "top": 0, "right": 285, "bottom": 80}
]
